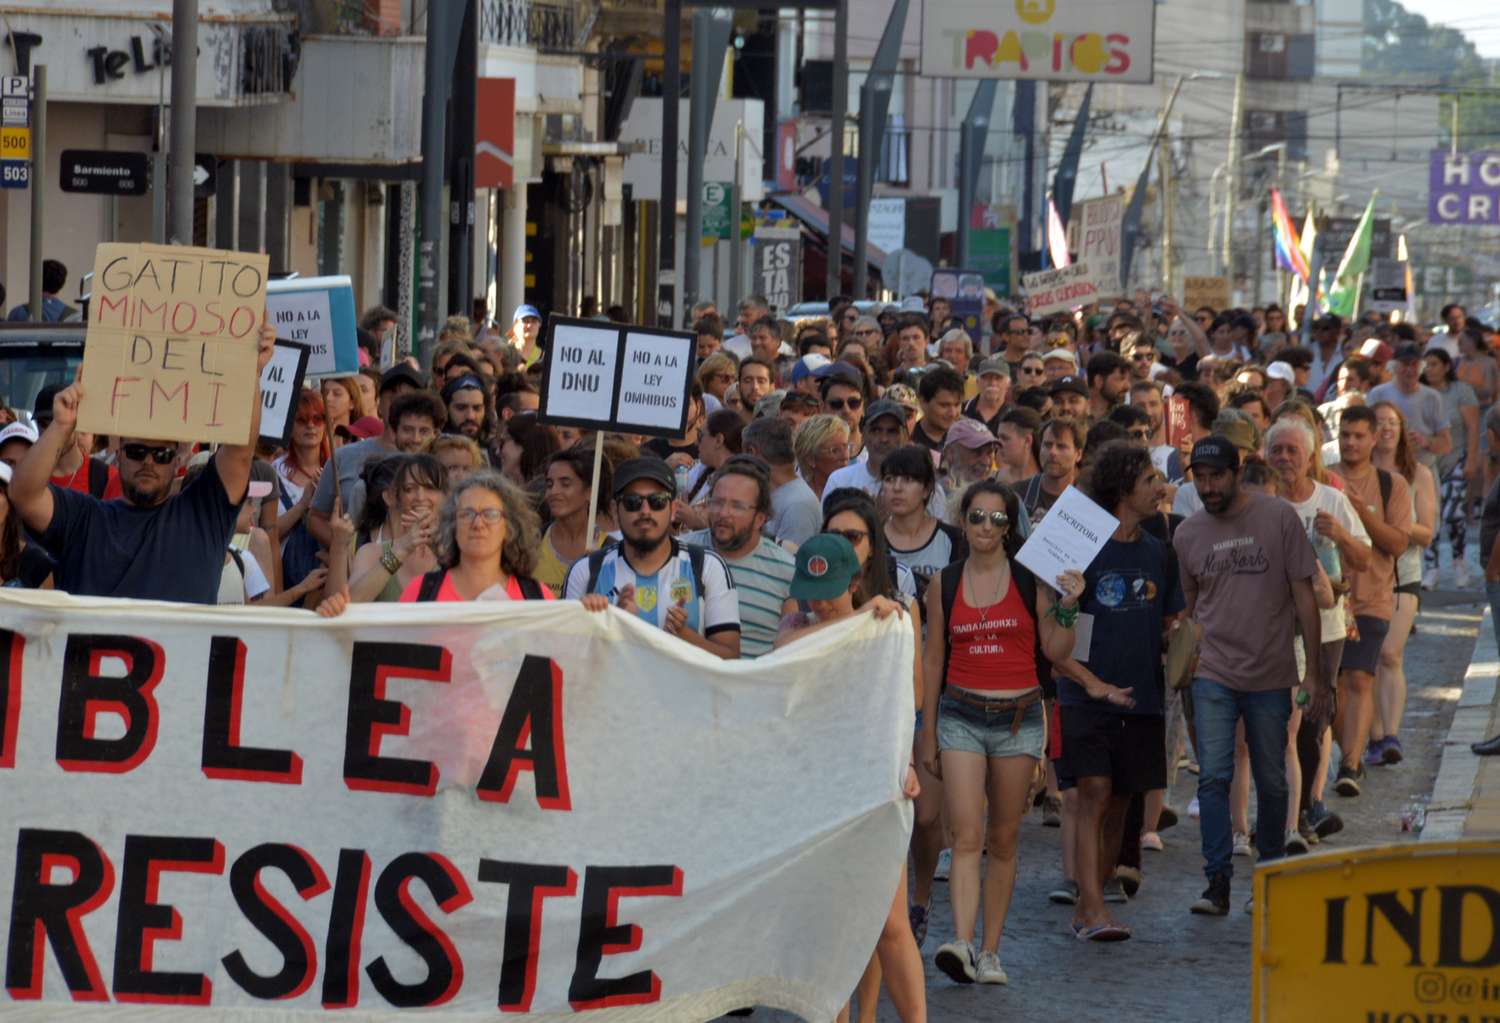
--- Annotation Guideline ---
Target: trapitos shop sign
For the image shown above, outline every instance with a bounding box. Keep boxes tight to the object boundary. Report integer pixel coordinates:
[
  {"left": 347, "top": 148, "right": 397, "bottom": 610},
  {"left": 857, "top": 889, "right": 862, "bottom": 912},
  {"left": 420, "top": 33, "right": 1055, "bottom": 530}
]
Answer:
[
  {"left": 1254, "top": 840, "right": 1500, "bottom": 1022},
  {"left": 919, "top": 0, "right": 1156, "bottom": 84}
]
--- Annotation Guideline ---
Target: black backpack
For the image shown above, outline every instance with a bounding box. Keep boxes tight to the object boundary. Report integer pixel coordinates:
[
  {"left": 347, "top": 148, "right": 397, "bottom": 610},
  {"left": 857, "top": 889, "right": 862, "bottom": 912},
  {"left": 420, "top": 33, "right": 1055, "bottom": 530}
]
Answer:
[
  {"left": 415, "top": 569, "right": 545, "bottom": 601},
  {"left": 936, "top": 558, "right": 1050, "bottom": 690},
  {"left": 582, "top": 539, "right": 707, "bottom": 598}
]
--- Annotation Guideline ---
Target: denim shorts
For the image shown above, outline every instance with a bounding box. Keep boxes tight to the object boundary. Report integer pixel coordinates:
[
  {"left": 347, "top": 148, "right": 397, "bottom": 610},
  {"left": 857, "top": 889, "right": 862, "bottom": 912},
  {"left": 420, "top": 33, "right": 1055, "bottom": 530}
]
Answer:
[{"left": 936, "top": 687, "right": 1047, "bottom": 760}]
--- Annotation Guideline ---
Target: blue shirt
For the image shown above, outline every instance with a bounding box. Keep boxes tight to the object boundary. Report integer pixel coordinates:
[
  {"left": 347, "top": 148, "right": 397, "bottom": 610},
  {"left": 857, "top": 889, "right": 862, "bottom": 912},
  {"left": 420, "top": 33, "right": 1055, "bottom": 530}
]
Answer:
[
  {"left": 7, "top": 296, "right": 71, "bottom": 322},
  {"left": 1057, "top": 531, "right": 1184, "bottom": 716},
  {"left": 39, "top": 456, "right": 242, "bottom": 604}
]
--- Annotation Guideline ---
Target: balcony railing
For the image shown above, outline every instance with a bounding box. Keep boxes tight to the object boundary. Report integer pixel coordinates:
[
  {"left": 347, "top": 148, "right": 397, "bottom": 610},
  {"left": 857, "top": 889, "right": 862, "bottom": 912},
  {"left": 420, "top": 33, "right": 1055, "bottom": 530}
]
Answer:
[{"left": 479, "top": 0, "right": 578, "bottom": 50}]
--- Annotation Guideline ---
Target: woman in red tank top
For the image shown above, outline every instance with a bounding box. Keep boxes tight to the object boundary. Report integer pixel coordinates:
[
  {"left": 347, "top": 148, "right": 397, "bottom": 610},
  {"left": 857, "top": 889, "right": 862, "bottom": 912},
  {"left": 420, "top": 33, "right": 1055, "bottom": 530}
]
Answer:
[{"left": 917, "top": 480, "right": 1084, "bottom": 987}]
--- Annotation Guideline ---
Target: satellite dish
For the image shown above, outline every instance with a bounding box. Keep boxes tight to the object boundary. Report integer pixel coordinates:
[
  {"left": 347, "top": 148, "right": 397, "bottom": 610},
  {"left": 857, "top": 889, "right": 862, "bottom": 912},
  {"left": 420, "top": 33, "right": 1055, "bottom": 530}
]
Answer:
[{"left": 883, "top": 249, "right": 934, "bottom": 299}]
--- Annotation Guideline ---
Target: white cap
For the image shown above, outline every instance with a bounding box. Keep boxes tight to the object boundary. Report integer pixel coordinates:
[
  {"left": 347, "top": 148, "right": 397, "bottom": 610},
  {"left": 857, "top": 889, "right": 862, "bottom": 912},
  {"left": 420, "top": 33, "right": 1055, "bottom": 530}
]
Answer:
[
  {"left": 1266, "top": 361, "right": 1296, "bottom": 384},
  {"left": 901, "top": 297, "right": 926, "bottom": 313},
  {"left": 1042, "top": 348, "right": 1078, "bottom": 365},
  {"left": 0, "top": 421, "right": 39, "bottom": 449}
]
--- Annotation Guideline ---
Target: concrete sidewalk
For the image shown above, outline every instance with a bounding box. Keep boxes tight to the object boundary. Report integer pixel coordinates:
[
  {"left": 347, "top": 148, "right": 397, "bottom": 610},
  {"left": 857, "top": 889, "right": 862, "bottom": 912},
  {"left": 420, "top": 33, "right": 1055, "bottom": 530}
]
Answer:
[{"left": 1424, "top": 604, "right": 1500, "bottom": 839}]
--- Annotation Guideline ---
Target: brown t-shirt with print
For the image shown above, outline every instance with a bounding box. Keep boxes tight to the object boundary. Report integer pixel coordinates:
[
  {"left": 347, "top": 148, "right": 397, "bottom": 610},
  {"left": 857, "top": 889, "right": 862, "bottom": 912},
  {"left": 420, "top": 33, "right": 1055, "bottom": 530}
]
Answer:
[
  {"left": 1334, "top": 465, "right": 1409, "bottom": 622},
  {"left": 1173, "top": 492, "right": 1318, "bottom": 692}
]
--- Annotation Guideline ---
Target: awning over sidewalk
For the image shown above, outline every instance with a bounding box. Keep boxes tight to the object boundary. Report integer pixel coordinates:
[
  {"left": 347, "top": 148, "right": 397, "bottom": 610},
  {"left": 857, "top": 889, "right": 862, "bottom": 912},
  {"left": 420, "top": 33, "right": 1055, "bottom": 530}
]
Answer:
[{"left": 769, "top": 194, "right": 888, "bottom": 274}]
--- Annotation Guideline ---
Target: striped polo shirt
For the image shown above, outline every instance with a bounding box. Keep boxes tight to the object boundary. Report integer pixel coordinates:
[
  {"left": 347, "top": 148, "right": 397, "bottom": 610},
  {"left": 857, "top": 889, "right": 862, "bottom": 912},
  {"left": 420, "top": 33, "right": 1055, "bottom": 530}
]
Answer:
[{"left": 680, "top": 530, "right": 795, "bottom": 658}]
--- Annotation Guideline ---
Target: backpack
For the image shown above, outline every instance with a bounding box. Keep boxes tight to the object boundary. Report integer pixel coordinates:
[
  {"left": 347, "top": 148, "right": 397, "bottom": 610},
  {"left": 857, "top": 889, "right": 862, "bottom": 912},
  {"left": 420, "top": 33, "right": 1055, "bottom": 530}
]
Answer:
[
  {"left": 583, "top": 539, "right": 707, "bottom": 599},
  {"left": 414, "top": 569, "right": 545, "bottom": 602},
  {"left": 937, "top": 558, "right": 1050, "bottom": 691},
  {"left": 87, "top": 457, "right": 110, "bottom": 499}
]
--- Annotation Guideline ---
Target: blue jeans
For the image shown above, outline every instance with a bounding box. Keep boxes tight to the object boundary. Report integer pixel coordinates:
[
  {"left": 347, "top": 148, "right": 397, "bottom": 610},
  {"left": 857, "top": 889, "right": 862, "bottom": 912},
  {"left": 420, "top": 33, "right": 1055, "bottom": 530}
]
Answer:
[{"left": 1191, "top": 678, "right": 1292, "bottom": 881}]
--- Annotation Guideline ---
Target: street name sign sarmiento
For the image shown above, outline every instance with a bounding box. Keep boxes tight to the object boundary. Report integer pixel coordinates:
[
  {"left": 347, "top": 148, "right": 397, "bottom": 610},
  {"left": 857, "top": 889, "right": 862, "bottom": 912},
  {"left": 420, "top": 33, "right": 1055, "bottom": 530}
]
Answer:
[
  {"left": 77, "top": 243, "right": 268, "bottom": 445},
  {"left": 538, "top": 317, "right": 697, "bottom": 439}
]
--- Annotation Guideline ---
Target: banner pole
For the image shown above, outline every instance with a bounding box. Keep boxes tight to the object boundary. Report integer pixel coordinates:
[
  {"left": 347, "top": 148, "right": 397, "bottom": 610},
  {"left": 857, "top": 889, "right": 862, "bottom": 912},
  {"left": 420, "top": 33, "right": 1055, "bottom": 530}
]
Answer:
[{"left": 585, "top": 434, "right": 606, "bottom": 551}]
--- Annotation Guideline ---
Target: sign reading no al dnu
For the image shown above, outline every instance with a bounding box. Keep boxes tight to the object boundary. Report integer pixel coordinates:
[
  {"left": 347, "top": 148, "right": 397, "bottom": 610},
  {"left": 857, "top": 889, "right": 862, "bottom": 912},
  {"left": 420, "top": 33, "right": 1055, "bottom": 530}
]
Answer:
[{"left": 538, "top": 317, "right": 697, "bottom": 439}]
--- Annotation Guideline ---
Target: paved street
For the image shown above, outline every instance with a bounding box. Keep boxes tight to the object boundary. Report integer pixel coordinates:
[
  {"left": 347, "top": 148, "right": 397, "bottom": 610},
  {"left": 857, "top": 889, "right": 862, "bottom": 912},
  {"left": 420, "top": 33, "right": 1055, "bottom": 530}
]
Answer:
[{"left": 727, "top": 587, "right": 1486, "bottom": 1023}]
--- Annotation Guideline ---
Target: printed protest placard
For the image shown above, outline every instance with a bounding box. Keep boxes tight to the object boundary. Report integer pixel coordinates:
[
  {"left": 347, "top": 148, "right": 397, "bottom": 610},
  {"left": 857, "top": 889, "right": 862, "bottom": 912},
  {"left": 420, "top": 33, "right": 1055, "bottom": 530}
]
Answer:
[
  {"left": 538, "top": 317, "right": 696, "bottom": 439},
  {"left": 258, "top": 340, "right": 311, "bottom": 447},
  {"left": 1015, "top": 484, "right": 1118, "bottom": 581},
  {"left": 1182, "top": 275, "right": 1231, "bottom": 312},
  {"left": 78, "top": 243, "right": 268, "bottom": 445},
  {"left": 1022, "top": 262, "right": 1102, "bottom": 317},
  {"left": 266, "top": 275, "right": 359, "bottom": 378}
]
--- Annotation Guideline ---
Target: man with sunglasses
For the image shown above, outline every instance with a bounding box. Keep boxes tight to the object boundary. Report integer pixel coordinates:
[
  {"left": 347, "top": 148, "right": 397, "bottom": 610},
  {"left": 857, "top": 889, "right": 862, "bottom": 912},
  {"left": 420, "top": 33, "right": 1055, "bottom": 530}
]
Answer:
[
  {"left": 8, "top": 322, "right": 277, "bottom": 603},
  {"left": 817, "top": 363, "right": 866, "bottom": 457},
  {"left": 567, "top": 457, "right": 741, "bottom": 659},
  {"left": 997, "top": 314, "right": 1032, "bottom": 377}
]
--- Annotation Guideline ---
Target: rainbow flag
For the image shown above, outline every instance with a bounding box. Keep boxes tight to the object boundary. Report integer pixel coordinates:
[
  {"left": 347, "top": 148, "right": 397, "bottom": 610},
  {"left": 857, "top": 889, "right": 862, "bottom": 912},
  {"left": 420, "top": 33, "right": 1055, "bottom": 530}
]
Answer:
[{"left": 1270, "top": 188, "right": 1310, "bottom": 282}]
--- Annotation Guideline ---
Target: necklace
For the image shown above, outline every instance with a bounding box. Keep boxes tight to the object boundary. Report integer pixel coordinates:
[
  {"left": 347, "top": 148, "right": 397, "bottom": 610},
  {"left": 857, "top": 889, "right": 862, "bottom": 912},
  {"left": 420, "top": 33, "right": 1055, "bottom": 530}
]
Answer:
[{"left": 968, "top": 564, "right": 1008, "bottom": 626}]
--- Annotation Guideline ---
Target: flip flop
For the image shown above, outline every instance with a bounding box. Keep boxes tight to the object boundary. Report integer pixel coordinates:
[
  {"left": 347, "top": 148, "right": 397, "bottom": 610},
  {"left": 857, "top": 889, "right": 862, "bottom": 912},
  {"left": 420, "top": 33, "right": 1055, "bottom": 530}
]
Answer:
[{"left": 1071, "top": 922, "right": 1132, "bottom": 942}]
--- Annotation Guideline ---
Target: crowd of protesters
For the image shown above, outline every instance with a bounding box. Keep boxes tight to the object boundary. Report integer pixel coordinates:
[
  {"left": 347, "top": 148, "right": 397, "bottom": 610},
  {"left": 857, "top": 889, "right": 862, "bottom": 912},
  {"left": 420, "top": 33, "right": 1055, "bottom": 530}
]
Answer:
[{"left": 7, "top": 282, "right": 1500, "bottom": 1022}]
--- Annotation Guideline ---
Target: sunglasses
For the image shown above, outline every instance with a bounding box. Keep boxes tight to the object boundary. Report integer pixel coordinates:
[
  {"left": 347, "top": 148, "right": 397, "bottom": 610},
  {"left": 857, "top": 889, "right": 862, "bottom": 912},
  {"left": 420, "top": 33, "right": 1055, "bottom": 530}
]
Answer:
[
  {"left": 1046, "top": 337, "right": 1072, "bottom": 349},
  {"left": 122, "top": 443, "right": 177, "bottom": 465},
  {"left": 619, "top": 492, "right": 672, "bottom": 513},
  {"left": 966, "top": 509, "right": 1009, "bottom": 528},
  {"left": 826, "top": 396, "right": 863, "bottom": 412},
  {"left": 1128, "top": 427, "right": 1153, "bottom": 440},
  {"left": 830, "top": 528, "right": 869, "bottom": 546},
  {"left": 1131, "top": 351, "right": 1155, "bottom": 362},
  {"left": 1018, "top": 365, "right": 1045, "bottom": 375},
  {"left": 296, "top": 414, "right": 326, "bottom": 426}
]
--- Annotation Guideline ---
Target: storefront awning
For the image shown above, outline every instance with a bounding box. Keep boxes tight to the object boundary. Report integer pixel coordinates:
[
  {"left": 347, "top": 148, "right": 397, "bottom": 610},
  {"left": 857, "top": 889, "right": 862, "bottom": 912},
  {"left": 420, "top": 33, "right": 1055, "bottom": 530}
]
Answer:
[{"left": 769, "top": 194, "right": 887, "bottom": 273}]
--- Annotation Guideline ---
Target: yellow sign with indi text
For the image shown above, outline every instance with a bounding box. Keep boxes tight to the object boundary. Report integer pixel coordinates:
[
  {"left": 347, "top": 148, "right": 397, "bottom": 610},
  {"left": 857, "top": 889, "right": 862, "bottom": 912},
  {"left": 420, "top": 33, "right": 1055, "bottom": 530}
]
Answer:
[
  {"left": 1253, "top": 840, "right": 1500, "bottom": 1022},
  {"left": 0, "top": 126, "right": 30, "bottom": 160}
]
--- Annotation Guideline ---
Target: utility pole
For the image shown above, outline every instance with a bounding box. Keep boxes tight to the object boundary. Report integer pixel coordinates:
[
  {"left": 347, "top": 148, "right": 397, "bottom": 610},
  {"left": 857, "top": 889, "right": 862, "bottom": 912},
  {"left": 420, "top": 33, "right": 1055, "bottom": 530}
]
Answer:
[
  {"left": 658, "top": 0, "right": 683, "bottom": 326},
  {"left": 416, "top": 1, "right": 463, "bottom": 368},
  {"left": 1221, "top": 71, "right": 1244, "bottom": 279},
  {"left": 28, "top": 66, "right": 46, "bottom": 322},
  {"left": 169, "top": 0, "right": 197, "bottom": 245},
  {"left": 825, "top": 0, "right": 848, "bottom": 299},
  {"left": 729, "top": 118, "right": 743, "bottom": 309},
  {"left": 448, "top": 1, "right": 478, "bottom": 321},
  {"left": 683, "top": 6, "right": 734, "bottom": 317},
  {"left": 1159, "top": 127, "right": 1173, "bottom": 297}
]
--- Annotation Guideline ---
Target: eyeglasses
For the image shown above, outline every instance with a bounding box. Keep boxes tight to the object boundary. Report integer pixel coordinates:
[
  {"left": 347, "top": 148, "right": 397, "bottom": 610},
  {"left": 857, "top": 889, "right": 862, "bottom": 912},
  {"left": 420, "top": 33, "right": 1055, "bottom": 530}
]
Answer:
[
  {"left": 1018, "top": 365, "right": 1045, "bottom": 375},
  {"left": 1128, "top": 427, "right": 1153, "bottom": 441},
  {"left": 619, "top": 491, "right": 672, "bottom": 513},
  {"left": 830, "top": 528, "right": 869, "bottom": 546},
  {"left": 296, "top": 415, "right": 325, "bottom": 426},
  {"left": 122, "top": 443, "right": 177, "bottom": 465},
  {"left": 713, "top": 372, "right": 735, "bottom": 384},
  {"left": 966, "top": 508, "right": 1009, "bottom": 528},
  {"left": 855, "top": 327, "right": 882, "bottom": 337},
  {"left": 707, "top": 497, "right": 755, "bottom": 514},
  {"left": 1005, "top": 327, "right": 1029, "bottom": 335},
  {"left": 458, "top": 507, "right": 504, "bottom": 525},
  {"left": 1131, "top": 351, "right": 1155, "bottom": 362},
  {"left": 826, "top": 396, "right": 863, "bottom": 412}
]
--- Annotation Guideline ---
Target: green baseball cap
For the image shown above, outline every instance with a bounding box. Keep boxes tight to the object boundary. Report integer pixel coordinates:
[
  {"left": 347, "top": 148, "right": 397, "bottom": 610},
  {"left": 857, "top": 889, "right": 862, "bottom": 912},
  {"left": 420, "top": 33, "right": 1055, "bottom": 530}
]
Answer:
[{"left": 790, "top": 533, "right": 863, "bottom": 601}]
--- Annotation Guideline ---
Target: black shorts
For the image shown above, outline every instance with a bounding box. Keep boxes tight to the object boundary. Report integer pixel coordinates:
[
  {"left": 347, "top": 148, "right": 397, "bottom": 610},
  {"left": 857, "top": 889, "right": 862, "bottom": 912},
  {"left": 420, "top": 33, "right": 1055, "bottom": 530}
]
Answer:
[
  {"left": 1057, "top": 704, "right": 1166, "bottom": 794},
  {"left": 1340, "top": 614, "right": 1391, "bottom": 675}
]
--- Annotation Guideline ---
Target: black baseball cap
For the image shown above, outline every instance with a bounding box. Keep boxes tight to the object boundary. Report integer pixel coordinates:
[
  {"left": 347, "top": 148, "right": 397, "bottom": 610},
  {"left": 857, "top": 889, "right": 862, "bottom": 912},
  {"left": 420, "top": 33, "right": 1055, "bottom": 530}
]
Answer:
[
  {"left": 1392, "top": 342, "right": 1423, "bottom": 362},
  {"left": 612, "top": 457, "right": 676, "bottom": 498},
  {"left": 1050, "top": 375, "right": 1089, "bottom": 400},
  {"left": 862, "top": 398, "right": 906, "bottom": 429},
  {"left": 1189, "top": 435, "right": 1241, "bottom": 473},
  {"left": 380, "top": 363, "right": 426, "bottom": 394},
  {"left": 33, "top": 383, "right": 64, "bottom": 422}
]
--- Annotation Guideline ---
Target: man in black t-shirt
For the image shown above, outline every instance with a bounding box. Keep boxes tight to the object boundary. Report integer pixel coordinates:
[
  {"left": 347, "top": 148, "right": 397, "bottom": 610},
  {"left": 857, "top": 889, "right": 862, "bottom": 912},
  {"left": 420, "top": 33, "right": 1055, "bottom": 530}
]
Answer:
[
  {"left": 911, "top": 366, "right": 965, "bottom": 453},
  {"left": 8, "top": 323, "right": 276, "bottom": 604}
]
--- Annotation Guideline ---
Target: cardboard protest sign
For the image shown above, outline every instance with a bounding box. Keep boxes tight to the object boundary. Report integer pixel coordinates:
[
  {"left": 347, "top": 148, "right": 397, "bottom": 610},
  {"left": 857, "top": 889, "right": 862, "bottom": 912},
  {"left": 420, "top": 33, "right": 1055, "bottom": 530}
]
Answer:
[
  {"left": 1022, "top": 262, "right": 1102, "bottom": 317},
  {"left": 538, "top": 316, "right": 696, "bottom": 438},
  {"left": 1182, "top": 275, "right": 1231, "bottom": 312},
  {"left": 0, "top": 592, "right": 914, "bottom": 1019},
  {"left": 258, "top": 339, "right": 311, "bottom": 447},
  {"left": 266, "top": 275, "right": 359, "bottom": 378},
  {"left": 78, "top": 243, "right": 268, "bottom": 445}
]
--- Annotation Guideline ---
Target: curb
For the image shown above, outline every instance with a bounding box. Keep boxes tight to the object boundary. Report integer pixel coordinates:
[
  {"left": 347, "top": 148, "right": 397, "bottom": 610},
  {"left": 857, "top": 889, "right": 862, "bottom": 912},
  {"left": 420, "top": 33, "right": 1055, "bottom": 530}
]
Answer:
[{"left": 1422, "top": 604, "right": 1499, "bottom": 840}]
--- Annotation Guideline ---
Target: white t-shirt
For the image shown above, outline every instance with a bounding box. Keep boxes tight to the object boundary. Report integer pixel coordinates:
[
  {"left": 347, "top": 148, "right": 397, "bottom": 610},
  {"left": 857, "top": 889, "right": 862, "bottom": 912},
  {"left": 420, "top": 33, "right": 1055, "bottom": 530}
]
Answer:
[
  {"left": 1285, "top": 482, "right": 1368, "bottom": 643},
  {"left": 1172, "top": 482, "right": 1204, "bottom": 518},
  {"left": 217, "top": 548, "right": 270, "bottom": 605}
]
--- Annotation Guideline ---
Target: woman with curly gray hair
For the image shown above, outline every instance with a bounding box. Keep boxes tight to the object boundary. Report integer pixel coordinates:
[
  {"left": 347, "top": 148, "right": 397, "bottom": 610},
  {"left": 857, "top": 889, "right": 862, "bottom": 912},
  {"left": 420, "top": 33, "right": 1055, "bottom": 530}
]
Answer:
[{"left": 410, "top": 470, "right": 553, "bottom": 601}]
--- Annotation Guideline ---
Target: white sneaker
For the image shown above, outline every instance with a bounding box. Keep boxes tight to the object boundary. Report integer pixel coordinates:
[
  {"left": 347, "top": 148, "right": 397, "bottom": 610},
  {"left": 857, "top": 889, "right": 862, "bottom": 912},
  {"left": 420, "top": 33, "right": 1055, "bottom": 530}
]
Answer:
[
  {"left": 934, "top": 940, "right": 977, "bottom": 984},
  {"left": 1233, "top": 831, "right": 1252, "bottom": 857},
  {"left": 933, "top": 847, "right": 952, "bottom": 882},
  {"left": 1455, "top": 561, "right": 1472, "bottom": 589},
  {"left": 1188, "top": 797, "right": 1201, "bottom": 819},
  {"left": 975, "top": 950, "right": 1008, "bottom": 985},
  {"left": 1422, "top": 567, "right": 1439, "bottom": 591},
  {"left": 1140, "top": 831, "right": 1165, "bottom": 852}
]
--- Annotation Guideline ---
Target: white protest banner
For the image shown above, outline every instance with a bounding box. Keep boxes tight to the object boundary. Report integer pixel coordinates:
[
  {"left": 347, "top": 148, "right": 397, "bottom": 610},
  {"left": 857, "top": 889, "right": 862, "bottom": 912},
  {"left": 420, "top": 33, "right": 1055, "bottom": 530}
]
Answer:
[
  {"left": 867, "top": 198, "right": 906, "bottom": 255},
  {"left": 1022, "top": 262, "right": 1102, "bottom": 317},
  {"left": 538, "top": 317, "right": 697, "bottom": 439},
  {"left": 266, "top": 276, "right": 360, "bottom": 379},
  {"left": 79, "top": 243, "right": 268, "bottom": 445},
  {"left": 257, "top": 340, "right": 311, "bottom": 447},
  {"left": 1072, "top": 195, "right": 1124, "bottom": 292},
  {"left": 1016, "top": 484, "right": 1118, "bottom": 581},
  {"left": 0, "top": 593, "right": 913, "bottom": 1020}
]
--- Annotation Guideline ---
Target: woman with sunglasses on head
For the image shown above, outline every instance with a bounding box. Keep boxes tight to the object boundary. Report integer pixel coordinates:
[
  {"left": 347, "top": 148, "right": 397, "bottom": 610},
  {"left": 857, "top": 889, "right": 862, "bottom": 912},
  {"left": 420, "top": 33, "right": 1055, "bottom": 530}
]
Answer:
[
  {"left": 273, "top": 388, "right": 331, "bottom": 591},
  {"left": 918, "top": 480, "right": 1084, "bottom": 986},
  {"left": 780, "top": 516, "right": 925, "bottom": 1023}
]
